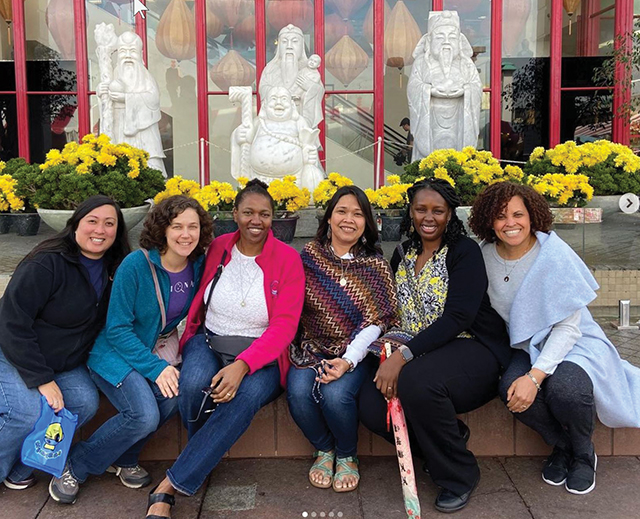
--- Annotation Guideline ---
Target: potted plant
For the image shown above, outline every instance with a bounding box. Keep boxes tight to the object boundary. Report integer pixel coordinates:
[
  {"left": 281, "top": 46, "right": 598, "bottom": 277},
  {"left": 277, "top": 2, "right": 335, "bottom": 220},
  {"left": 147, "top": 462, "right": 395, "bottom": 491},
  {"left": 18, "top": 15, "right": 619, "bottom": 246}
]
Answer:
[
  {"left": 195, "top": 180, "right": 242, "bottom": 237},
  {"left": 365, "top": 175, "right": 412, "bottom": 242},
  {"left": 527, "top": 172, "right": 595, "bottom": 224},
  {"left": 12, "top": 133, "right": 165, "bottom": 232},
  {"left": 312, "top": 172, "right": 354, "bottom": 219},
  {"left": 0, "top": 159, "right": 41, "bottom": 236},
  {"left": 267, "top": 175, "right": 311, "bottom": 243}
]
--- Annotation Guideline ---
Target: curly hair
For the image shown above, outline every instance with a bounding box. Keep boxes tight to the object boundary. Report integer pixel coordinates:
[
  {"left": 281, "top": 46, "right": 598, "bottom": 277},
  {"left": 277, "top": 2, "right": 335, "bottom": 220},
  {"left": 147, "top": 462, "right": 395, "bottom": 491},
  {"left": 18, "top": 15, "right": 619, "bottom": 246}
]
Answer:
[
  {"left": 400, "top": 178, "right": 467, "bottom": 255},
  {"left": 234, "top": 178, "right": 275, "bottom": 212},
  {"left": 139, "top": 195, "right": 214, "bottom": 260},
  {"left": 468, "top": 182, "right": 553, "bottom": 242}
]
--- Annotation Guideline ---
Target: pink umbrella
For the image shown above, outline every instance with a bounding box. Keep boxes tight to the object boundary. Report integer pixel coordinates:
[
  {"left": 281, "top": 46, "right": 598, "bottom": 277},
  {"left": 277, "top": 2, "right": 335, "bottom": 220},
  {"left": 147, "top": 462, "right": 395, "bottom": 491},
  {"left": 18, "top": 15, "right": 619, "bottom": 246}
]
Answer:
[{"left": 381, "top": 347, "right": 421, "bottom": 518}]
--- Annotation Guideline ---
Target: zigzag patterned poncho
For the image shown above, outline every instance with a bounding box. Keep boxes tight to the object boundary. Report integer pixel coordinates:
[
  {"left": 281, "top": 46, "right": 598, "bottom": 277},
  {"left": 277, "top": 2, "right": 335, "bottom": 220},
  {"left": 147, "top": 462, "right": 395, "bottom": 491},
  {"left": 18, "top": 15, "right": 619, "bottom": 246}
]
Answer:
[{"left": 290, "top": 240, "right": 398, "bottom": 367}]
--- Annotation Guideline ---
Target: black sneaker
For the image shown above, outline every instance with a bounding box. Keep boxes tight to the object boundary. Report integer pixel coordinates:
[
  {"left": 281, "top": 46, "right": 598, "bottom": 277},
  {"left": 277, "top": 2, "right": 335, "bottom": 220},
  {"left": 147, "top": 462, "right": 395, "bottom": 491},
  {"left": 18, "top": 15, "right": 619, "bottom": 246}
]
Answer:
[
  {"left": 565, "top": 453, "right": 597, "bottom": 495},
  {"left": 542, "top": 445, "right": 572, "bottom": 486}
]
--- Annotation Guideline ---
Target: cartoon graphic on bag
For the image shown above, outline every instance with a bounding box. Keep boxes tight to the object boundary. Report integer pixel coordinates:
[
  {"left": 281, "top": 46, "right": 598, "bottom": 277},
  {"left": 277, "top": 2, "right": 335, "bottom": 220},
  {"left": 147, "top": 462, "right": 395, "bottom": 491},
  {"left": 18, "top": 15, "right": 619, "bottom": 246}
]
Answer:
[{"left": 21, "top": 395, "right": 78, "bottom": 478}]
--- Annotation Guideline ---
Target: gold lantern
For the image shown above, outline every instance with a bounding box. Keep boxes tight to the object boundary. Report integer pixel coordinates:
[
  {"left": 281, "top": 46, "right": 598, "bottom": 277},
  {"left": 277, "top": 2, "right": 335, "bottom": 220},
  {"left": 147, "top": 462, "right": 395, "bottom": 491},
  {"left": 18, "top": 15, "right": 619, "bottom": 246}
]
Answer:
[
  {"left": 156, "top": 0, "right": 197, "bottom": 61},
  {"left": 325, "top": 35, "right": 369, "bottom": 87},
  {"left": 563, "top": 0, "right": 581, "bottom": 35},
  {"left": 364, "top": 0, "right": 390, "bottom": 47},
  {"left": 384, "top": 1, "right": 421, "bottom": 72},
  {"left": 206, "top": 1, "right": 224, "bottom": 39},
  {"left": 209, "top": 49, "right": 256, "bottom": 91}
]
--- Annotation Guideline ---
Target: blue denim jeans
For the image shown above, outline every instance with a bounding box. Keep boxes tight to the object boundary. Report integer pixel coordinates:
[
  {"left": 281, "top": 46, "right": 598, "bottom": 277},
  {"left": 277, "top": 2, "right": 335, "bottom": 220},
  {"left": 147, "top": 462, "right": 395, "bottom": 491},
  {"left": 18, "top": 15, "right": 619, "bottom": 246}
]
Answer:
[
  {"left": 286, "top": 359, "right": 371, "bottom": 458},
  {"left": 0, "top": 350, "right": 99, "bottom": 482},
  {"left": 168, "top": 333, "right": 281, "bottom": 495},
  {"left": 68, "top": 368, "right": 178, "bottom": 483}
]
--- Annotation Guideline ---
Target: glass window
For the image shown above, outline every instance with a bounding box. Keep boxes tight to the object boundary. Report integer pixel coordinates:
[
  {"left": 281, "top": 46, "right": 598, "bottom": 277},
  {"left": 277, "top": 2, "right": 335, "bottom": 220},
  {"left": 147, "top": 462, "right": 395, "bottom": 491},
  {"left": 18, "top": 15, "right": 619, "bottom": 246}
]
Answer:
[
  {"left": 561, "top": 91, "right": 613, "bottom": 143},
  {"left": 562, "top": 0, "right": 615, "bottom": 58},
  {"left": 28, "top": 94, "right": 78, "bottom": 163},
  {"left": 0, "top": 95, "right": 18, "bottom": 160},
  {"left": 324, "top": 0, "right": 372, "bottom": 91},
  {"left": 207, "top": 0, "right": 256, "bottom": 93},
  {"left": 324, "top": 93, "right": 375, "bottom": 188},
  {"left": 0, "top": 5, "right": 15, "bottom": 91},
  {"left": 266, "top": 0, "right": 315, "bottom": 63}
]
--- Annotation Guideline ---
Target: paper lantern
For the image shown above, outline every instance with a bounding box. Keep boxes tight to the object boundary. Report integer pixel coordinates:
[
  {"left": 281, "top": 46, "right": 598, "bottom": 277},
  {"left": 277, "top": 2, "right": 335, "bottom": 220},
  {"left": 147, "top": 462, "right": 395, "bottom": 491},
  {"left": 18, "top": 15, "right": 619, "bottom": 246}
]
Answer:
[
  {"left": 209, "top": 0, "right": 252, "bottom": 29},
  {"left": 46, "top": 0, "right": 75, "bottom": 60},
  {"left": 384, "top": 1, "right": 421, "bottom": 69},
  {"left": 503, "top": 0, "right": 531, "bottom": 56},
  {"left": 325, "top": 13, "right": 354, "bottom": 49},
  {"left": 326, "top": 0, "right": 367, "bottom": 20},
  {"left": 209, "top": 49, "right": 256, "bottom": 90},
  {"left": 156, "top": 0, "right": 197, "bottom": 61},
  {"left": 325, "top": 35, "right": 369, "bottom": 87},
  {"left": 266, "top": 0, "right": 313, "bottom": 32},
  {"left": 363, "top": 0, "right": 391, "bottom": 46},
  {"left": 563, "top": 0, "right": 581, "bottom": 16},
  {"left": 0, "top": 0, "right": 26, "bottom": 22},
  {"left": 233, "top": 15, "right": 256, "bottom": 46},
  {"left": 206, "top": 2, "right": 224, "bottom": 38}
]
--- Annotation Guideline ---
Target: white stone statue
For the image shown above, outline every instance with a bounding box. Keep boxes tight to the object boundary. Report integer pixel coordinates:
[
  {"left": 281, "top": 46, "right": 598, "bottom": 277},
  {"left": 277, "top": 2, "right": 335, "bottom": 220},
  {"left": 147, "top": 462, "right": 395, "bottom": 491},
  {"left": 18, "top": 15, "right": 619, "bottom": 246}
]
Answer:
[
  {"left": 407, "top": 11, "right": 482, "bottom": 160},
  {"left": 95, "top": 26, "right": 166, "bottom": 176},
  {"left": 259, "top": 24, "right": 325, "bottom": 129},
  {"left": 230, "top": 86, "right": 324, "bottom": 191}
]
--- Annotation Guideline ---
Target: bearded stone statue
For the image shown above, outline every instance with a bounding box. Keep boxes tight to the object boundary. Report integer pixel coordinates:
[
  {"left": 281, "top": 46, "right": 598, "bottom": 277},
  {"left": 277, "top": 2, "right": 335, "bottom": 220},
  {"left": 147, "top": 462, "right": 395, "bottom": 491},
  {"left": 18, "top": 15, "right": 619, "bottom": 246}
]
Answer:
[{"left": 407, "top": 11, "right": 482, "bottom": 160}]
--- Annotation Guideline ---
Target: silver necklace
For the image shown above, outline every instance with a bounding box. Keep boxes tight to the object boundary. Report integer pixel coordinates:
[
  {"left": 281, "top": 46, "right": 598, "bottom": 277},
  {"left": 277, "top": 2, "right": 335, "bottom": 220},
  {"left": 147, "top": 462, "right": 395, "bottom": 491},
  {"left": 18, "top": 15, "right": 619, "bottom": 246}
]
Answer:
[
  {"left": 499, "top": 241, "right": 534, "bottom": 282},
  {"left": 238, "top": 258, "right": 261, "bottom": 306},
  {"left": 339, "top": 259, "right": 350, "bottom": 287}
]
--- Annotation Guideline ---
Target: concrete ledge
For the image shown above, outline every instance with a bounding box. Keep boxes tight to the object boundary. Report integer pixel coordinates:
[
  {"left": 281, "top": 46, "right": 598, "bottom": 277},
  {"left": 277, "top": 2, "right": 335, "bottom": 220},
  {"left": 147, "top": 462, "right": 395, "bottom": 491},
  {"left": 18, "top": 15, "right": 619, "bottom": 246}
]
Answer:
[{"left": 79, "top": 394, "right": 640, "bottom": 461}]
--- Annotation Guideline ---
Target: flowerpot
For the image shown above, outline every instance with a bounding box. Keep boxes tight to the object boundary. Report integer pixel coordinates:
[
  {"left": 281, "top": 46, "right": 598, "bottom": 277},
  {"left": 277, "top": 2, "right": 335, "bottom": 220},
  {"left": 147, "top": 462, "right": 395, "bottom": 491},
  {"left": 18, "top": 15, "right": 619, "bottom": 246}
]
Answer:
[
  {"left": 380, "top": 214, "right": 403, "bottom": 242},
  {"left": 212, "top": 211, "right": 238, "bottom": 237},
  {"left": 551, "top": 207, "right": 602, "bottom": 225},
  {"left": 38, "top": 203, "right": 151, "bottom": 232},
  {"left": 272, "top": 213, "right": 299, "bottom": 243},
  {"left": 14, "top": 213, "right": 41, "bottom": 236},
  {"left": 0, "top": 213, "right": 12, "bottom": 234}
]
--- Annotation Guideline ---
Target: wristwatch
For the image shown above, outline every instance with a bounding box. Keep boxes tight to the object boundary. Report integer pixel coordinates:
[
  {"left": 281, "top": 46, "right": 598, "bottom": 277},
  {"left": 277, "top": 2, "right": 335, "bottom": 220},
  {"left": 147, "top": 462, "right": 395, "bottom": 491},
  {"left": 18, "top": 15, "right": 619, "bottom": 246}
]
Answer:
[
  {"left": 398, "top": 345, "right": 414, "bottom": 363},
  {"left": 343, "top": 357, "right": 355, "bottom": 372}
]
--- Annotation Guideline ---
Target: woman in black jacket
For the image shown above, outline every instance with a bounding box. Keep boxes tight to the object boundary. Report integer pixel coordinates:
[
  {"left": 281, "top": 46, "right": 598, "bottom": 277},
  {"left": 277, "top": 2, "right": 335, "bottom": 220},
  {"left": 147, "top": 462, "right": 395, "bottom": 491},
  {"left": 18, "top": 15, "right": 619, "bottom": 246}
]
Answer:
[
  {"left": 359, "top": 179, "right": 511, "bottom": 513},
  {"left": 0, "top": 195, "right": 130, "bottom": 491}
]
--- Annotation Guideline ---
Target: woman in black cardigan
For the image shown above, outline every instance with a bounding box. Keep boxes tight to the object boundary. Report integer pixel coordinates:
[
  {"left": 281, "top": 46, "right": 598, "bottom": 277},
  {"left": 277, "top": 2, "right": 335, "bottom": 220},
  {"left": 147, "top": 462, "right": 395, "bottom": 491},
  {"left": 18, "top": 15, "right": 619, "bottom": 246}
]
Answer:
[{"left": 359, "top": 179, "right": 511, "bottom": 513}]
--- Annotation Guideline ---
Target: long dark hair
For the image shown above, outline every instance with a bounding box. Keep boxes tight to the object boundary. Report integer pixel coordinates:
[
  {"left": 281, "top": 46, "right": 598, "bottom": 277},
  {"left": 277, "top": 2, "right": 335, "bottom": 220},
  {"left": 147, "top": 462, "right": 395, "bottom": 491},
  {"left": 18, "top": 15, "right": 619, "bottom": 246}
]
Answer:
[
  {"left": 23, "top": 195, "right": 131, "bottom": 276},
  {"left": 234, "top": 178, "right": 275, "bottom": 212},
  {"left": 400, "top": 178, "right": 466, "bottom": 255},
  {"left": 316, "top": 185, "right": 382, "bottom": 257}
]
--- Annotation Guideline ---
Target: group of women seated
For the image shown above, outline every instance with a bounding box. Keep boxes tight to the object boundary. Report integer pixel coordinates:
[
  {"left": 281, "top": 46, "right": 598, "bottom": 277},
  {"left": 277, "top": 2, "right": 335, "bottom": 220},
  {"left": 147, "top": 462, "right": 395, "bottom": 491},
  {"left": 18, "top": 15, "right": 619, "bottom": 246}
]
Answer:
[{"left": 1, "top": 177, "right": 639, "bottom": 517}]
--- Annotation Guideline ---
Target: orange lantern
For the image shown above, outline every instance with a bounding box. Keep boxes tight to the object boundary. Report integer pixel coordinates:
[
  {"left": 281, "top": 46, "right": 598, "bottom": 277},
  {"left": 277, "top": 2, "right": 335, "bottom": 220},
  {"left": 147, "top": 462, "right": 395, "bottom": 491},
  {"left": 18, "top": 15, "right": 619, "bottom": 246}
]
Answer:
[
  {"left": 0, "top": 0, "right": 16, "bottom": 22},
  {"left": 325, "top": 0, "right": 367, "bottom": 20},
  {"left": 46, "top": 0, "right": 75, "bottom": 59},
  {"left": 233, "top": 15, "right": 256, "bottom": 46},
  {"left": 209, "top": 0, "right": 252, "bottom": 29},
  {"left": 209, "top": 49, "right": 256, "bottom": 91},
  {"left": 325, "top": 35, "right": 369, "bottom": 87},
  {"left": 266, "top": 0, "right": 313, "bottom": 32},
  {"left": 363, "top": 0, "right": 390, "bottom": 47},
  {"left": 156, "top": 0, "right": 197, "bottom": 61},
  {"left": 206, "top": 2, "right": 224, "bottom": 38},
  {"left": 563, "top": 0, "right": 581, "bottom": 34},
  {"left": 503, "top": 0, "right": 531, "bottom": 56},
  {"left": 384, "top": 0, "right": 421, "bottom": 69},
  {"left": 325, "top": 13, "right": 354, "bottom": 49}
]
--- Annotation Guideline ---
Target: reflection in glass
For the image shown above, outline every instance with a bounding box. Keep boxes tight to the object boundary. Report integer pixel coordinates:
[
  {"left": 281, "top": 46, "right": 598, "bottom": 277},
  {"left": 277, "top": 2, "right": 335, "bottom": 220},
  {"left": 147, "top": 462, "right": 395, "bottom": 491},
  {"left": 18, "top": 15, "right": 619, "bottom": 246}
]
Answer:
[
  {"left": 0, "top": 2, "right": 15, "bottom": 89},
  {"left": 28, "top": 94, "right": 78, "bottom": 163},
  {"left": 562, "top": 0, "right": 614, "bottom": 58},
  {"left": 266, "top": 0, "right": 314, "bottom": 64},
  {"left": 0, "top": 95, "right": 18, "bottom": 160},
  {"left": 502, "top": 58, "right": 550, "bottom": 160},
  {"left": 561, "top": 91, "right": 613, "bottom": 143},
  {"left": 503, "top": 0, "right": 550, "bottom": 59},
  {"left": 324, "top": 93, "right": 374, "bottom": 188}
]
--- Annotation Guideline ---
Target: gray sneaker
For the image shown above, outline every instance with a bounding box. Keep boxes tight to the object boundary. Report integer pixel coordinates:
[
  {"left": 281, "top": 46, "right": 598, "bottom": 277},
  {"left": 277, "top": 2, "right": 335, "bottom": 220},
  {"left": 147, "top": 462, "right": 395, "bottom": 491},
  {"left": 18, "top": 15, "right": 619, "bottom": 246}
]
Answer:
[
  {"left": 49, "top": 466, "right": 79, "bottom": 504},
  {"left": 106, "top": 464, "right": 152, "bottom": 489}
]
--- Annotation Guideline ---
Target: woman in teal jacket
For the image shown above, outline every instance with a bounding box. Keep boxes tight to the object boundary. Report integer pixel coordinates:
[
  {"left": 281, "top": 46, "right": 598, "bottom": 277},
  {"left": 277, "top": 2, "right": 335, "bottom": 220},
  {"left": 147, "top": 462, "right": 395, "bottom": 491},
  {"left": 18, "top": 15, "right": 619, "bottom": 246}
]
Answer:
[{"left": 48, "top": 196, "right": 213, "bottom": 505}]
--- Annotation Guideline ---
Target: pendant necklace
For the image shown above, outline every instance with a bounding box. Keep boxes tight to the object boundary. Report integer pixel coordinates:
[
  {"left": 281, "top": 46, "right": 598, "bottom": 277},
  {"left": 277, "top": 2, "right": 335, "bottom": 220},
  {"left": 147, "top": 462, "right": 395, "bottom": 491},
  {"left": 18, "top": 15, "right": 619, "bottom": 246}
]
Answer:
[
  {"left": 339, "top": 259, "right": 350, "bottom": 287},
  {"left": 238, "top": 258, "right": 261, "bottom": 306},
  {"left": 500, "top": 239, "right": 534, "bottom": 282}
]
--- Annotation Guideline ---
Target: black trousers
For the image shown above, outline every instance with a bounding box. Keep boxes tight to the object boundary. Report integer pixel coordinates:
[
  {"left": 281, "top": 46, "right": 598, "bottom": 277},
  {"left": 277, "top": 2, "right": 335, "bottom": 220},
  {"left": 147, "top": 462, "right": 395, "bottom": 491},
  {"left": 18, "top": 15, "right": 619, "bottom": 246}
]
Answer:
[
  {"left": 359, "top": 338, "right": 501, "bottom": 496},
  {"left": 498, "top": 349, "right": 595, "bottom": 459}
]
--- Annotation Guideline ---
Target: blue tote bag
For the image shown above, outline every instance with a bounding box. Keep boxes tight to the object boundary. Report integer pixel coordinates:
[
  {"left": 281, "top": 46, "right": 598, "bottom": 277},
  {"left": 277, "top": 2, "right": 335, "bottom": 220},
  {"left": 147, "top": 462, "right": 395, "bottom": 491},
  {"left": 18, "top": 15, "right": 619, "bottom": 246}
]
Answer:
[{"left": 21, "top": 395, "right": 78, "bottom": 478}]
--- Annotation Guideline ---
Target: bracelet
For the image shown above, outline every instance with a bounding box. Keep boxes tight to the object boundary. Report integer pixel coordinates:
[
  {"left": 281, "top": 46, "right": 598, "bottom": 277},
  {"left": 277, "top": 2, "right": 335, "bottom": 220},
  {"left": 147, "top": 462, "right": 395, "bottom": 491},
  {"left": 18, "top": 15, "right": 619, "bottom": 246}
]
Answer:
[
  {"left": 526, "top": 371, "right": 542, "bottom": 392},
  {"left": 343, "top": 358, "right": 355, "bottom": 373}
]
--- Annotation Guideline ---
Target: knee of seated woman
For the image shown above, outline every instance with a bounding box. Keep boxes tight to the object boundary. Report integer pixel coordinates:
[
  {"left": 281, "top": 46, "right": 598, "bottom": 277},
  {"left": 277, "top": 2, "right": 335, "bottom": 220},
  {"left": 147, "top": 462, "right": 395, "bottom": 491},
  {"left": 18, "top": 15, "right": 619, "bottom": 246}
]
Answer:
[{"left": 124, "top": 405, "right": 161, "bottom": 434}]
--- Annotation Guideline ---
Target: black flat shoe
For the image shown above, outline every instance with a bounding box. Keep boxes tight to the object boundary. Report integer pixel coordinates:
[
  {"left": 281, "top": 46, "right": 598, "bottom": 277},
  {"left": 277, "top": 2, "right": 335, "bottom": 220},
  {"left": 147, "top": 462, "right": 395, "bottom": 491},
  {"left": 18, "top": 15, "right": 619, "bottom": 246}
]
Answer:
[
  {"left": 145, "top": 484, "right": 175, "bottom": 519},
  {"left": 434, "top": 475, "right": 480, "bottom": 513}
]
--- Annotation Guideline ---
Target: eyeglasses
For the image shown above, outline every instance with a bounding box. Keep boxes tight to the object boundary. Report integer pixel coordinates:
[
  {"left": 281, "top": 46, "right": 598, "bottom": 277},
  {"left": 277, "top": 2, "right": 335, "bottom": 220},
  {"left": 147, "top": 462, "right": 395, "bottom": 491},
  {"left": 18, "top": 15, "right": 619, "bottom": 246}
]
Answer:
[{"left": 188, "top": 386, "right": 219, "bottom": 423}]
